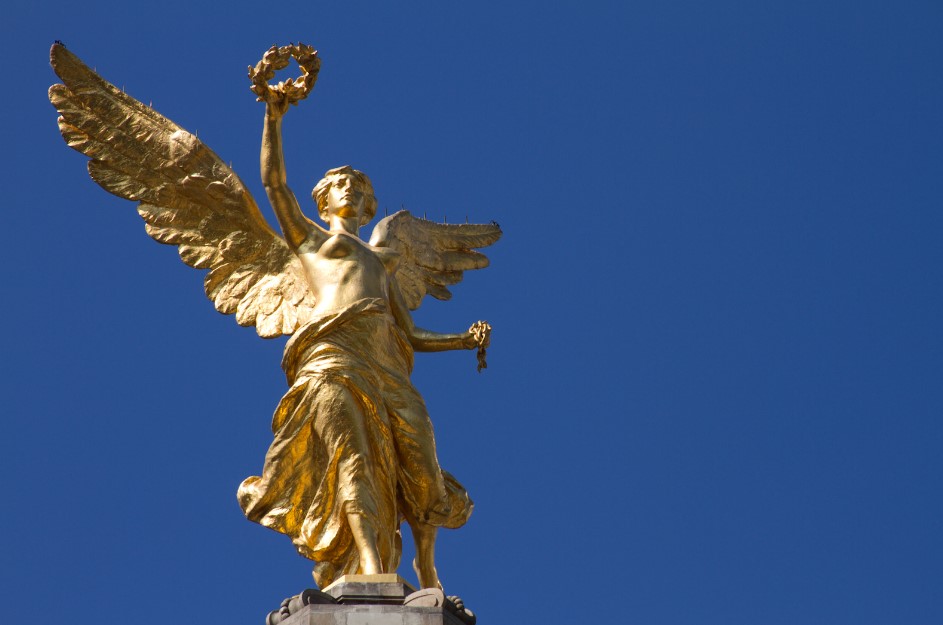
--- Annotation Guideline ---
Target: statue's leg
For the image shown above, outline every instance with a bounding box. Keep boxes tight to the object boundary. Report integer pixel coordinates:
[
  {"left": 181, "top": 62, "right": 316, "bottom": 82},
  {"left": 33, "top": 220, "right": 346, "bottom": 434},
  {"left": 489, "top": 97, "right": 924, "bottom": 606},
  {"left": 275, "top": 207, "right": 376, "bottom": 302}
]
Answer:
[
  {"left": 348, "top": 512, "right": 382, "bottom": 574},
  {"left": 387, "top": 396, "right": 450, "bottom": 589},
  {"left": 312, "top": 380, "right": 394, "bottom": 576},
  {"left": 405, "top": 511, "right": 442, "bottom": 590},
  {"left": 387, "top": 401, "right": 450, "bottom": 522}
]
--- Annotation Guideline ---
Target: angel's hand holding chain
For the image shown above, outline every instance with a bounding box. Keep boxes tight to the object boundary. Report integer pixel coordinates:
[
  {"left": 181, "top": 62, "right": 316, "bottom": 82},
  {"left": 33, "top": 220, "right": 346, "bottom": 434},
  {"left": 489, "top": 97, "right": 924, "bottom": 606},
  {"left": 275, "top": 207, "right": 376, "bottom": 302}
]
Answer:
[{"left": 468, "top": 321, "right": 492, "bottom": 373}]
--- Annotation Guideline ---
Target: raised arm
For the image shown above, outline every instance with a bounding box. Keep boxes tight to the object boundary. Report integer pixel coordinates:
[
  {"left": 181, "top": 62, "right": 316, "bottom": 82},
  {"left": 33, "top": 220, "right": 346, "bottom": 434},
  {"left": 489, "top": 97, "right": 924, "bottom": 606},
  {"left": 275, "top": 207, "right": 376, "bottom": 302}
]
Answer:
[
  {"left": 389, "top": 276, "right": 477, "bottom": 352},
  {"left": 261, "top": 98, "right": 317, "bottom": 249}
]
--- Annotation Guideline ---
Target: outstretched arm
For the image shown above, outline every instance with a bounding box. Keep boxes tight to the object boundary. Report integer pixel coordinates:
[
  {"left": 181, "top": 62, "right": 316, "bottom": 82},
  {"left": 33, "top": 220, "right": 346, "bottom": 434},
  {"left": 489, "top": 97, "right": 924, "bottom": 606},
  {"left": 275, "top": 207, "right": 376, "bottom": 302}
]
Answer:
[
  {"left": 261, "top": 98, "right": 316, "bottom": 249},
  {"left": 390, "top": 276, "right": 477, "bottom": 352}
]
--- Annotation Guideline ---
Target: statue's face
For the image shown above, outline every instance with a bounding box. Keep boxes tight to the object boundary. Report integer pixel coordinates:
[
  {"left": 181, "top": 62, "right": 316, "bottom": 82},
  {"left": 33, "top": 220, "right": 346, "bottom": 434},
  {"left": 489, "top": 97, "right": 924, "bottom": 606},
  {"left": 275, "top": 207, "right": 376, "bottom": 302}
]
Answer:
[{"left": 325, "top": 174, "right": 366, "bottom": 221}]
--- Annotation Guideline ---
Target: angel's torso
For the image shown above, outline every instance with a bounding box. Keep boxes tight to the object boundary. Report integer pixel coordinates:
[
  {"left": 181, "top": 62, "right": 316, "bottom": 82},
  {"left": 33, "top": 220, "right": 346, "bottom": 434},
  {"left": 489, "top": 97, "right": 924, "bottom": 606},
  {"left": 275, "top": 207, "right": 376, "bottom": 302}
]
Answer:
[{"left": 297, "top": 232, "right": 400, "bottom": 316}]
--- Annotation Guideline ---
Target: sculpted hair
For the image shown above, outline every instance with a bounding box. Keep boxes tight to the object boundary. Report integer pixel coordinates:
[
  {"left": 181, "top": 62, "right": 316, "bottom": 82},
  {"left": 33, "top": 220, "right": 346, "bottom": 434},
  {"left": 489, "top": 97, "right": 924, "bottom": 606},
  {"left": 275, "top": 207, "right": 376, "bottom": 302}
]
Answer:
[{"left": 311, "top": 165, "right": 378, "bottom": 226}]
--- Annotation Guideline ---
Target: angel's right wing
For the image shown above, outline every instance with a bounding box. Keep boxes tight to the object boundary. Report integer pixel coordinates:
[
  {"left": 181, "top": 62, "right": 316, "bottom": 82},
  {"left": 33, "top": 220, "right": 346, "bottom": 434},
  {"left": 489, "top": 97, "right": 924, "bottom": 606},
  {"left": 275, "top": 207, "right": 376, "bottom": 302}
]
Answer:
[{"left": 49, "top": 43, "right": 316, "bottom": 338}]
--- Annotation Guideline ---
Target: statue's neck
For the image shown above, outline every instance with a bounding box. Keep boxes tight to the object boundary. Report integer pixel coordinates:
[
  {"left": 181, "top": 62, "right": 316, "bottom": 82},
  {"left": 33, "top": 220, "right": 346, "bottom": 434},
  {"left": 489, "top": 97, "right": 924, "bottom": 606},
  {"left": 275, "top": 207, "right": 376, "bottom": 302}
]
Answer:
[{"left": 329, "top": 216, "right": 360, "bottom": 236}]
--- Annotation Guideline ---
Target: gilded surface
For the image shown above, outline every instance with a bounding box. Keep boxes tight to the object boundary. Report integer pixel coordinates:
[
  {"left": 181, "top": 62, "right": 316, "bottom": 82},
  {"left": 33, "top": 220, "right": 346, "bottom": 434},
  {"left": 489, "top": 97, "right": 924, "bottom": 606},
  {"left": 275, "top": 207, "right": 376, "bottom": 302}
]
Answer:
[{"left": 49, "top": 42, "right": 500, "bottom": 591}]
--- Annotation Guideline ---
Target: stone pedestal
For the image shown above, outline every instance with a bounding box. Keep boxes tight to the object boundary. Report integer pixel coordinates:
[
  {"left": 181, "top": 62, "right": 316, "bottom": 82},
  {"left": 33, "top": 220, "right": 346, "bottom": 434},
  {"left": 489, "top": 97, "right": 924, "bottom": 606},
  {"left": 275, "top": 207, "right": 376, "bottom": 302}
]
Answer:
[
  {"left": 322, "top": 574, "right": 416, "bottom": 605},
  {"left": 278, "top": 602, "right": 465, "bottom": 625},
  {"left": 269, "top": 575, "right": 474, "bottom": 625}
]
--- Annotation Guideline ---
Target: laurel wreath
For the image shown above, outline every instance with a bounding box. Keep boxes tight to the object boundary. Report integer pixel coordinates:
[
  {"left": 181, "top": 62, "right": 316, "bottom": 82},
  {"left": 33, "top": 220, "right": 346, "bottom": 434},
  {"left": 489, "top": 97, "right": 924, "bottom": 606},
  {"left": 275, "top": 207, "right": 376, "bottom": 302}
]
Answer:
[{"left": 248, "top": 43, "right": 320, "bottom": 104}]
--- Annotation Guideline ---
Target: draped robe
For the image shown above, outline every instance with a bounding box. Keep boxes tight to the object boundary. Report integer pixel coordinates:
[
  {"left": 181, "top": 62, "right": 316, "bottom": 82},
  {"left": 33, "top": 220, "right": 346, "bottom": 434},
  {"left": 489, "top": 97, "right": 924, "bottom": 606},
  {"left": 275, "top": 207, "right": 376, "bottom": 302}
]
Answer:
[{"left": 238, "top": 298, "right": 472, "bottom": 587}]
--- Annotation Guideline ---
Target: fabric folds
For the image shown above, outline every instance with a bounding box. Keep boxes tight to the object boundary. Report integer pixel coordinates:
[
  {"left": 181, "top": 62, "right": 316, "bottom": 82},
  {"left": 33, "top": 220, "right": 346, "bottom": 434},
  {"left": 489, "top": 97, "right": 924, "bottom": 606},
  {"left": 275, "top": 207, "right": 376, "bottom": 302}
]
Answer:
[{"left": 238, "top": 298, "right": 472, "bottom": 587}]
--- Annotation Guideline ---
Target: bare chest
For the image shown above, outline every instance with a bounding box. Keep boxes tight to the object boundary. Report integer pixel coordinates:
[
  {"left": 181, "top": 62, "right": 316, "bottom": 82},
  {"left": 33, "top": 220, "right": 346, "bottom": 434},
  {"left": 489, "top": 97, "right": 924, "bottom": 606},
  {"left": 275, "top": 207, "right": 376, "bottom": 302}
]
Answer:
[{"left": 297, "top": 234, "right": 397, "bottom": 294}]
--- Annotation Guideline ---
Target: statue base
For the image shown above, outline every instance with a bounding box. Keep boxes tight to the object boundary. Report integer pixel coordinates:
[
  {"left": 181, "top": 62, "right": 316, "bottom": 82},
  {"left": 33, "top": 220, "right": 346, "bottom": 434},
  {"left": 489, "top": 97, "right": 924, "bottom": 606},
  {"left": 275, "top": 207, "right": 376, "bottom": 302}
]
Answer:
[
  {"left": 268, "top": 575, "right": 475, "bottom": 625},
  {"left": 322, "top": 574, "right": 415, "bottom": 605}
]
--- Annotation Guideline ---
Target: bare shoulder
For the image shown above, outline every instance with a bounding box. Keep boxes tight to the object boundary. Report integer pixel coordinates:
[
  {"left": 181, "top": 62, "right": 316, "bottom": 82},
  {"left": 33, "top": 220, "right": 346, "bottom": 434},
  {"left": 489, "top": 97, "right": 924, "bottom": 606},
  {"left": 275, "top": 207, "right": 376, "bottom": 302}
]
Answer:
[
  {"left": 294, "top": 219, "right": 330, "bottom": 252},
  {"left": 370, "top": 242, "right": 401, "bottom": 272}
]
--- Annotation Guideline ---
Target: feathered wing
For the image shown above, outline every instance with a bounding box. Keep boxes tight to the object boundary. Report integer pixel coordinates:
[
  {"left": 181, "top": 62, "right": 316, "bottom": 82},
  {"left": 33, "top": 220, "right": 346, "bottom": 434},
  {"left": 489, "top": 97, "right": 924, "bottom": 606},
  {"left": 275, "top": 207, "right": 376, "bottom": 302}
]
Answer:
[
  {"left": 48, "top": 44, "right": 316, "bottom": 338},
  {"left": 369, "top": 210, "right": 502, "bottom": 310}
]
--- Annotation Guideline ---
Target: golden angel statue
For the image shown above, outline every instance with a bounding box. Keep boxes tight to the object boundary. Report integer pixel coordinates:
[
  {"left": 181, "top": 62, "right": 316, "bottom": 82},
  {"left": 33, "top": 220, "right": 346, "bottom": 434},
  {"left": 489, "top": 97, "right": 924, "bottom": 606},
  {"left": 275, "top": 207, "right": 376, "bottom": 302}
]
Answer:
[{"left": 49, "top": 42, "right": 500, "bottom": 592}]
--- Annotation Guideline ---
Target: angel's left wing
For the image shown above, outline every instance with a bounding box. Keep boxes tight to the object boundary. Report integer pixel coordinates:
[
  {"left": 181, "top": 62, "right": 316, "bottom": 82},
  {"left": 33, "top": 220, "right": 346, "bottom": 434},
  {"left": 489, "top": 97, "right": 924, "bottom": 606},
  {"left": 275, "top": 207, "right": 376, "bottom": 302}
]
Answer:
[{"left": 369, "top": 210, "right": 502, "bottom": 310}]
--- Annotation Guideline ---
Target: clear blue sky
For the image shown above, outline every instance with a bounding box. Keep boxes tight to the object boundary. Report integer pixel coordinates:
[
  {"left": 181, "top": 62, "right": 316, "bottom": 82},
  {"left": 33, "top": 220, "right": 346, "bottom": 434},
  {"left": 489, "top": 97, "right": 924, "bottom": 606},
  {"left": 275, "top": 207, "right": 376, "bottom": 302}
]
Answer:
[{"left": 3, "top": 2, "right": 942, "bottom": 624}]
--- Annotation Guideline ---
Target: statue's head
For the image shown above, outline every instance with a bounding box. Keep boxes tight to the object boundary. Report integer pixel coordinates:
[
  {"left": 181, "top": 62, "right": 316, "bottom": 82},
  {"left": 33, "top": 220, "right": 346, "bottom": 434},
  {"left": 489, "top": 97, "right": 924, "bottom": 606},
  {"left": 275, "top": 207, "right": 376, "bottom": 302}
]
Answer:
[{"left": 312, "top": 166, "right": 377, "bottom": 227}]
